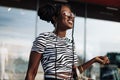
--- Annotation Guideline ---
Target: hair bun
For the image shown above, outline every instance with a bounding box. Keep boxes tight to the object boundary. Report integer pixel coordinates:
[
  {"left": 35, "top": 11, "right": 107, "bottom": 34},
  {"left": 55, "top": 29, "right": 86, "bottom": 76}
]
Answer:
[{"left": 38, "top": 4, "right": 56, "bottom": 22}]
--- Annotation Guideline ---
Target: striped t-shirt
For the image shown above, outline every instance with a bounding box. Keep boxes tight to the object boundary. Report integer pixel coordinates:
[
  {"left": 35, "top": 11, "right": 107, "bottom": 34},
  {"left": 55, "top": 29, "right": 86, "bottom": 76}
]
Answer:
[{"left": 31, "top": 32, "right": 78, "bottom": 79}]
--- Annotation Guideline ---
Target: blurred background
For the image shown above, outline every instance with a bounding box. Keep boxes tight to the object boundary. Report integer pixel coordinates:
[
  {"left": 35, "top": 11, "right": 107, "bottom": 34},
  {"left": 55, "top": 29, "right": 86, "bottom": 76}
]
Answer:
[{"left": 0, "top": 0, "right": 120, "bottom": 80}]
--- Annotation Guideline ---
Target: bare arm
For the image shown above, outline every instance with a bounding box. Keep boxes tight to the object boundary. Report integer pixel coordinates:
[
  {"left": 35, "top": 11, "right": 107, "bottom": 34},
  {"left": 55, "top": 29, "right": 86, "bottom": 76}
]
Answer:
[
  {"left": 78, "top": 56, "right": 110, "bottom": 73},
  {"left": 25, "top": 51, "right": 42, "bottom": 80}
]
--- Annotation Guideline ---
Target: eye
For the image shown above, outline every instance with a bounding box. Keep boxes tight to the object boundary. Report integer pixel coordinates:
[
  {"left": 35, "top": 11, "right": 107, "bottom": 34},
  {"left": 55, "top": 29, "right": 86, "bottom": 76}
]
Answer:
[
  {"left": 62, "top": 11, "right": 75, "bottom": 18},
  {"left": 63, "top": 11, "right": 70, "bottom": 16},
  {"left": 71, "top": 13, "right": 75, "bottom": 18}
]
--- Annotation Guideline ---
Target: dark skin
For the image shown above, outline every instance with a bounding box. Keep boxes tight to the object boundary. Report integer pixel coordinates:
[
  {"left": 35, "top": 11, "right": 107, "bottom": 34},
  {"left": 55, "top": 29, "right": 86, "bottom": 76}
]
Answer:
[
  {"left": 25, "top": 51, "right": 41, "bottom": 80},
  {"left": 78, "top": 56, "right": 109, "bottom": 73},
  {"left": 25, "top": 5, "right": 110, "bottom": 80}
]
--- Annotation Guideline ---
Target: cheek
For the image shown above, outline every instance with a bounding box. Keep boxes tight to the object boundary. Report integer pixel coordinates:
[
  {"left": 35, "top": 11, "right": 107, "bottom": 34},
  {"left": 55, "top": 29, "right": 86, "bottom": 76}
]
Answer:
[
  {"left": 58, "top": 17, "right": 68, "bottom": 26},
  {"left": 62, "top": 18, "right": 68, "bottom": 24},
  {"left": 59, "top": 18, "right": 66, "bottom": 25}
]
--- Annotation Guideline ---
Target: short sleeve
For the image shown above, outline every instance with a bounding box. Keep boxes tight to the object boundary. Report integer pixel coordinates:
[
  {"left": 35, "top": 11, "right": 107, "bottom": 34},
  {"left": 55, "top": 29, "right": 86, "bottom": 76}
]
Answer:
[
  {"left": 31, "top": 33, "right": 47, "bottom": 54},
  {"left": 73, "top": 44, "right": 80, "bottom": 66},
  {"left": 74, "top": 53, "right": 80, "bottom": 66}
]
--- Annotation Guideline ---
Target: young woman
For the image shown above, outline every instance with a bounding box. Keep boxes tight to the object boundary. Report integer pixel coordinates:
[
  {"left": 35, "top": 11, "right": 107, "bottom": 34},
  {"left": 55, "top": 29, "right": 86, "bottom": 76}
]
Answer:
[{"left": 25, "top": 3, "right": 110, "bottom": 80}]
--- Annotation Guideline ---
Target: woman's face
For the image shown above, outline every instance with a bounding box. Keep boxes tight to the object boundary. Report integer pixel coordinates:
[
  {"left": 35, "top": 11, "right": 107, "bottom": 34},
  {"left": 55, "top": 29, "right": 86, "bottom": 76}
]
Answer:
[{"left": 56, "top": 5, "right": 75, "bottom": 30}]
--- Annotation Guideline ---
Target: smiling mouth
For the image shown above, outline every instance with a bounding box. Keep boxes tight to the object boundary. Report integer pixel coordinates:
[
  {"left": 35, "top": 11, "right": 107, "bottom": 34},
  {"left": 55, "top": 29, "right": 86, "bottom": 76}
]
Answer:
[{"left": 68, "top": 20, "right": 73, "bottom": 24}]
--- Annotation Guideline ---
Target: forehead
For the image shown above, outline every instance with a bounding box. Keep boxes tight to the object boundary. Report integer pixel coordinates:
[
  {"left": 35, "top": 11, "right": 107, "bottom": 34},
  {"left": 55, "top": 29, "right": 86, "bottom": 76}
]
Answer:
[{"left": 60, "top": 5, "right": 71, "bottom": 13}]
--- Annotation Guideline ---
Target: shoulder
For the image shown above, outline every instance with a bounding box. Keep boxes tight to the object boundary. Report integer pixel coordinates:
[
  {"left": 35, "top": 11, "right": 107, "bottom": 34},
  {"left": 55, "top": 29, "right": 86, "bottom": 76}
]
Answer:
[
  {"left": 38, "top": 32, "right": 50, "bottom": 36},
  {"left": 37, "top": 32, "right": 52, "bottom": 38},
  {"left": 36, "top": 32, "right": 55, "bottom": 40}
]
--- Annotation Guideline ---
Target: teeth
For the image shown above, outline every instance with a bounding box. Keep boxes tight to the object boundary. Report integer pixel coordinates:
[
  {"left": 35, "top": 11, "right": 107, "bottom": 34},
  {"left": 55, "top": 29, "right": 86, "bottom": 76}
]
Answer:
[{"left": 68, "top": 20, "right": 73, "bottom": 24}]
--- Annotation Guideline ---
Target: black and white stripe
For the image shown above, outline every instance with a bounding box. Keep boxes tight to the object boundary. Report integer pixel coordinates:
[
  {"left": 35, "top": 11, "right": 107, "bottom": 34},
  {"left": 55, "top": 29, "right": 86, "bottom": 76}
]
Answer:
[{"left": 31, "top": 32, "right": 78, "bottom": 79}]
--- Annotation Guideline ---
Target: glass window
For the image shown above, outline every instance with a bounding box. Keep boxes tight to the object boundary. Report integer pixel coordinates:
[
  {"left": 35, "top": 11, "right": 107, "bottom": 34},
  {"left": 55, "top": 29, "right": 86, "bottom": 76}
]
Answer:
[
  {"left": 86, "top": 18, "right": 120, "bottom": 80},
  {"left": 0, "top": 6, "right": 36, "bottom": 80},
  {"left": 0, "top": 3, "right": 120, "bottom": 80}
]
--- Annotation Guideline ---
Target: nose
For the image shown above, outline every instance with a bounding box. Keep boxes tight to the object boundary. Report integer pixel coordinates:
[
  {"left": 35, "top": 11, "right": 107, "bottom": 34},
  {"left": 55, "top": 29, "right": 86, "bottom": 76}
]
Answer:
[
  {"left": 68, "top": 14, "right": 75, "bottom": 20},
  {"left": 68, "top": 16, "right": 74, "bottom": 21},
  {"left": 68, "top": 16, "right": 74, "bottom": 19}
]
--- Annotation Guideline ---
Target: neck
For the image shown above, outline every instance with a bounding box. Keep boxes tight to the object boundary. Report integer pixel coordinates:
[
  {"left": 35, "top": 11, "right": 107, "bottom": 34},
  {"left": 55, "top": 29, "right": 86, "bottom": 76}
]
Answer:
[{"left": 53, "top": 30, "right": 66, "bottom": 38}]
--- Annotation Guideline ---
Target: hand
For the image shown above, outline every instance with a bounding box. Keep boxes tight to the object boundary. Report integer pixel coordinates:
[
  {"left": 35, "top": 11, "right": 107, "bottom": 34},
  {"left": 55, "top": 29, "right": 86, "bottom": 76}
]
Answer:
[{"left": 94, "top": 56, "right": 110, "bottom": 64}]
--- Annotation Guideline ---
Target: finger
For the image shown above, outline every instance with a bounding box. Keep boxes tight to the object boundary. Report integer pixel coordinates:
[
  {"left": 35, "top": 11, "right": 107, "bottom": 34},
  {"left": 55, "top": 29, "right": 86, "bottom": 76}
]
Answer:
[
  {"left": 95, "top": 57, "right": 105, "bottom": 64},
  {"left": 106, "top": 60, "right": 110, "bottom": 64},
  {"left": 106, "top": 59, "right": 110, "bottom": 64},
  {"left": 104, "top": 56, "right": 110, "bottom": 64}
]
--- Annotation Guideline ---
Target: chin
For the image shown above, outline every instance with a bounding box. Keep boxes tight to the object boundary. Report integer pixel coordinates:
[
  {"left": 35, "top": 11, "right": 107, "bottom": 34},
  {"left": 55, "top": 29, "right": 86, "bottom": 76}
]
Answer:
[
  {"left": 67, "top": 26, "right": 73, "bottom": 29},
  {"left": 65, "top": 24, "right": 73, "bottom": 29},
  {"left": 69, "top": 25, "right": 73, "bottom": 28}
]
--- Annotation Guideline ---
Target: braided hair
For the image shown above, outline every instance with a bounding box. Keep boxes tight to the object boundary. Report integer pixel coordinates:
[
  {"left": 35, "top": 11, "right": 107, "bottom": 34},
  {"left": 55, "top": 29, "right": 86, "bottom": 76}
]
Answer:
[{"left": 38, "top": 3, "right": 71, "bottom": 25}]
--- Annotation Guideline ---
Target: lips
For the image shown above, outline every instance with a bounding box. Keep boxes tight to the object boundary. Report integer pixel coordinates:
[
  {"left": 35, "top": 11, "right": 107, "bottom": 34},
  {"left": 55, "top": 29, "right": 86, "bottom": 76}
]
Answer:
[{"left": 68, "top": 20, "right": 73, "bottom": 24}]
